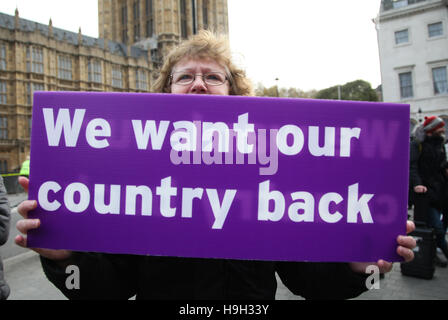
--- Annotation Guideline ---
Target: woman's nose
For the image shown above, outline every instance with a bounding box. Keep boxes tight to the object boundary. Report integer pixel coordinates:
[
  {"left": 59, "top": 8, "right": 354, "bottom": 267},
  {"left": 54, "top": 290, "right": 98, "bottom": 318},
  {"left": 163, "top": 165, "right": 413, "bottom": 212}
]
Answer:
[{"left": 189, "top": 76, "right": 208, "bottom": 94}]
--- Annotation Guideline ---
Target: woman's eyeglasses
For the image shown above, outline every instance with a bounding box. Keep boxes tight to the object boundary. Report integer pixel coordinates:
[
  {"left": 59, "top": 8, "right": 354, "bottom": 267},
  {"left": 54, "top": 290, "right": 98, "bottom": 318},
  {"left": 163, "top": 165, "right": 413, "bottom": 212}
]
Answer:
[{"left": 170, "top": 71, "right": 228, "bottom": 86}]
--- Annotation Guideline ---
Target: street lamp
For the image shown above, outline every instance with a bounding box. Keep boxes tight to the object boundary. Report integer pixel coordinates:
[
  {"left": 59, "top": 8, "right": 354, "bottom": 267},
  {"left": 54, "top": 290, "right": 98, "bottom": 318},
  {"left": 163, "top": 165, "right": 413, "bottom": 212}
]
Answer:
[{"left": 275, "top": 78, "right": 279, "bottom": 97}]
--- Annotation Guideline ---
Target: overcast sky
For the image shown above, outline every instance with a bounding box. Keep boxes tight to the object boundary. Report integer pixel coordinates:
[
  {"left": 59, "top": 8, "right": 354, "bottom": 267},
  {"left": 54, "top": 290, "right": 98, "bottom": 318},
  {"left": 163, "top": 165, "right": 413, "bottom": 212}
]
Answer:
[{"left": 1, "top": 0, "right": 382, "bottom": 91}]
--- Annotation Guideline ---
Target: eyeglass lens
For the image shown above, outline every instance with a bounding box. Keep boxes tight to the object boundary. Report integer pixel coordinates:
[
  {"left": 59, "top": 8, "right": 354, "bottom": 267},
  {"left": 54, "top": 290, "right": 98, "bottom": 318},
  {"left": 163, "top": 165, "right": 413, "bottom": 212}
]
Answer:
[{"left": 172, "top": 72, "right": 226, "bottom": 86}]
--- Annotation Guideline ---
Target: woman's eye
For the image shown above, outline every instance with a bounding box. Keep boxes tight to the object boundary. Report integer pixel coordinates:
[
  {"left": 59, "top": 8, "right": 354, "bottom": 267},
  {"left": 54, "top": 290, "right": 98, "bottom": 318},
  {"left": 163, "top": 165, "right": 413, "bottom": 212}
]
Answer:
[
  {"left": 206, "top": 73, "right": 224, "bottom": 82},
  {"left": 178, "top": 74, "right": 193, "bottom": 81}
]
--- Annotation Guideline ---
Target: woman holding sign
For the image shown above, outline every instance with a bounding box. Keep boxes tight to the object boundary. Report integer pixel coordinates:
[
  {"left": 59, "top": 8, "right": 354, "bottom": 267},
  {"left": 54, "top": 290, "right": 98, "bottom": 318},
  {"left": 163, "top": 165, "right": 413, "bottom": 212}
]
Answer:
[{"left": 15, "top": 31, "right": 416, "bottom": 300}]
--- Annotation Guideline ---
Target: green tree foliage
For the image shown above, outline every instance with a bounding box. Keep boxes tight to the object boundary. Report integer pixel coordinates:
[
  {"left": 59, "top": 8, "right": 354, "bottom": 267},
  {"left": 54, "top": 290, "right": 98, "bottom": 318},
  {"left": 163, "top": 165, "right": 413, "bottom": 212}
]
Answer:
[
  {"left": 255, "top": 80, "right": 377, "bottom": 102},
  {"left": 314, "top": 80, "right": 378, "bottom": 102},
  {"left": 255, "top": 83, "right": 317, "bottom": 99}
]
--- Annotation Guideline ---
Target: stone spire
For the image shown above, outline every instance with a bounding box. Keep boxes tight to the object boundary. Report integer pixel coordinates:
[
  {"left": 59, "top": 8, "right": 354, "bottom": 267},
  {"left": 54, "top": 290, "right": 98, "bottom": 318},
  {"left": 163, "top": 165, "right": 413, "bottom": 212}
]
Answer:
[
  {"left": 48, "top": 18, "right": 53, "bottom": 37},
  {"left": 14, "top": 8, "right": 19, "bottom": 29},
  {"left": 78, "top": 27, "right": 82, "bottom": 45}
]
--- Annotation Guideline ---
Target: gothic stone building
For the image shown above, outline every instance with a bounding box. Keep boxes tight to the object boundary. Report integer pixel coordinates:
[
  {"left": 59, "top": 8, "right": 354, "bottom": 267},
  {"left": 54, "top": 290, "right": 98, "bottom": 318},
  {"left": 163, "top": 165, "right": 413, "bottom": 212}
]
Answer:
[{"left": 0, "top": 0, "right": 229, "bottom": 174}]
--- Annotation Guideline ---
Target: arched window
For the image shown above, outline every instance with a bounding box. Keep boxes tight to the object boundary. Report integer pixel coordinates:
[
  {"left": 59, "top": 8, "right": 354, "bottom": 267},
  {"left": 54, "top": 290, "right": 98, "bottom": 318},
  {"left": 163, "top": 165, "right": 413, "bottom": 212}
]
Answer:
[
  {"left": 180, "top": 0, "right": 187, "bottom": 39},
  {"left": 191, "top": 0, "right": 197, "bottom": 34},
  {"left": 203, "top": 0, "right": 208, "bottom": 30},
  {"left": 0, "top": 116, "right": 8, "bottom": 139},
  {"left": 146, "top": 0, "right": 154, "bottom": 37},
  {"left": 134, "top": 1, "right": 141, "bottom": 41},
  {"left": 122, "top": 4, "right": 128, "bottom": 43}
]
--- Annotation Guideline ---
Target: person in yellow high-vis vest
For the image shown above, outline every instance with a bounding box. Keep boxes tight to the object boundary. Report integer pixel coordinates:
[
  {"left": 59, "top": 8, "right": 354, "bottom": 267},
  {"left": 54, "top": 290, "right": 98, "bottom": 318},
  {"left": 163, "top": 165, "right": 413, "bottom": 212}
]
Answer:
[{"left": 19, "top": 156, "right": 30, "bottom": 178}]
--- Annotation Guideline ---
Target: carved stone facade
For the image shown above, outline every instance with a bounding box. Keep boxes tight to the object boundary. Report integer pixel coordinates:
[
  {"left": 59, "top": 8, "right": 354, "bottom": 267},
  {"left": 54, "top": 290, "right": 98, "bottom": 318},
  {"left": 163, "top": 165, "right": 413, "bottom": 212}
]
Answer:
[
  {"left": 0, "top": 1, "right": 228, "bottom": 173},
  {"left": 98, "top": 0, "right": 229, "bottom": 60}
]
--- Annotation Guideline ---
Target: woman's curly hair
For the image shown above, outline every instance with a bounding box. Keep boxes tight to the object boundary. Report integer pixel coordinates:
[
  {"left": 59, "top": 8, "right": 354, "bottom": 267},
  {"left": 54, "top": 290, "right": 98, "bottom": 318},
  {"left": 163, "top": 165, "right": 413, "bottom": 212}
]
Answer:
[{"left": 152, "top": 30, "right": 253, "bottom": 96}]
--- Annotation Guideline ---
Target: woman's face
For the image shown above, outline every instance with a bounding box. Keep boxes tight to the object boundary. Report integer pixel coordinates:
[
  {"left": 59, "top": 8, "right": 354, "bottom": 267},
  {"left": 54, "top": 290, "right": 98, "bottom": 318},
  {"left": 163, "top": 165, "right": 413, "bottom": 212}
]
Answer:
[{"left": 170, "top": 58, "right": 230, "bottom": 95}]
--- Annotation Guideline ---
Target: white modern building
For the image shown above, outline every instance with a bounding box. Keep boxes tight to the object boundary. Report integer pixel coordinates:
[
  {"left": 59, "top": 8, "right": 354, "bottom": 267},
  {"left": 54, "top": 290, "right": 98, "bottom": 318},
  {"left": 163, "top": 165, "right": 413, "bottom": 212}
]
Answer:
[{"left": 376, "top": 0, "right": 448, "bottom": 133}]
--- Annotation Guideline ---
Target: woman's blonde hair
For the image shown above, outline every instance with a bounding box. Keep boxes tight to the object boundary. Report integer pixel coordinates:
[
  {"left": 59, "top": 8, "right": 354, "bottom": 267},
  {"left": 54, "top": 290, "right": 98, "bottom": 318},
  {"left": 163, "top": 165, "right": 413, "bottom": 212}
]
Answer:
[{"left": 152, "top": 30, "right": 253, "bottom": 96}]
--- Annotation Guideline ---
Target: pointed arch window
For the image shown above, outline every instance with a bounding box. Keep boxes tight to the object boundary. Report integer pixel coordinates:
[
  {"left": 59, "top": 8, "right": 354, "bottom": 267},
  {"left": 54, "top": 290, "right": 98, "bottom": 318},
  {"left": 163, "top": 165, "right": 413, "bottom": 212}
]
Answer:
[
  {"left": 180, "top": 0, "right": 187, "bottom": 39},
  {"left": 146, "top": 0, "right": 154, "bottom": 37},
  {"left": 203, "top": 0, "right": 208, "bottom": 29}
]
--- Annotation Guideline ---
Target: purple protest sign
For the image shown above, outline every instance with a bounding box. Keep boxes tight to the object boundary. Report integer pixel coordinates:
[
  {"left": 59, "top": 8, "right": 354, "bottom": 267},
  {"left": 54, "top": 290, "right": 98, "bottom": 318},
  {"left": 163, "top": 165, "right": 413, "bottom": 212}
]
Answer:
[{"left": 27, "top": 92, "right": 410, "bottom": 262}]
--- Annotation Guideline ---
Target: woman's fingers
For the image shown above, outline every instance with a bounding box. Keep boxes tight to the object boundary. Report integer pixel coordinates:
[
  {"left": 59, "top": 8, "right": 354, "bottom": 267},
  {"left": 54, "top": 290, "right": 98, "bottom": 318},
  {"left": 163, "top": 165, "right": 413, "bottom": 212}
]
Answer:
[
  {"left": 377, "top": 259, "right": 393, "bottom": 273},
  {"left": 397, "top": 234, "right": 416, "bottom": 263},
  {"left": 17, "top": 200, "right": 37, "bottom": 219},
  {"left": 398, "top": 234, "right": 417, "bottom": 249},
  {"left": 18, "top": 176, "right": 29, "bottom": 192},
  {"left": 397, "top": 245, "right": 415, "bottom": 263},
  {"left": 406, "top": 220, "right": 416, "bottom": 234},
  {"left": 15, "top": 218, "right": 41, "bottom": 249},
  {"left": 15, "top": 222, "right": 72, "bottom": 261},
  {"left": 15, "top": 234, "right": 71, "bottom": 260},
  {"left": 14, "top": 234, "right": 27, "bottom": 248},
  {"left": 16, "top": 218, "right": 40, "bottom": 234}
]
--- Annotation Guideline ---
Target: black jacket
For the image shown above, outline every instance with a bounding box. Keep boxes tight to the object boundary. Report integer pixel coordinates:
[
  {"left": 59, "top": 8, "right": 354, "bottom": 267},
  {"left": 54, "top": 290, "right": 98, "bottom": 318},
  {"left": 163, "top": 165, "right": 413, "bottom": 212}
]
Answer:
[
  {"left": 41, "top": 253, "right": 368, "bottom": 300},
  {"left": 409, "top": 136, "right": 448, "bottom": 209},
  {"left": 0, "top": 176, "right": 9, "bottom": 245},
  {"left": 0, "top": 176, "right": 11, "bottom": 300}
]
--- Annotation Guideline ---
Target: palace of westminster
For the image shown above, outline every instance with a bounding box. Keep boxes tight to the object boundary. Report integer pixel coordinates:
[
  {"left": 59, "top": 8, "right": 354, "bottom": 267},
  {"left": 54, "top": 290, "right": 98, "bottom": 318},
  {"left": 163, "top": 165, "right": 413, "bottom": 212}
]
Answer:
[{"left": 0, "top": 0, "right": 229, "bottom": 173}]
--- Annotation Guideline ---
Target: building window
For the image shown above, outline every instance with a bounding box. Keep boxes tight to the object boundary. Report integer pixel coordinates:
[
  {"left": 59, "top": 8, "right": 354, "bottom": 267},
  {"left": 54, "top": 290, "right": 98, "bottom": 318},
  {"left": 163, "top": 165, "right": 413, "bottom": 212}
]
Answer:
[
  {"left": 393, "top": 0, "right": 408, "bottom": 8},
  {"left": 112, "top": 66, "right": 123, "bottom": 88},
  {"left": 150, "top": 49, "right": 159, "bottom": 63},
  {"left": 57, "top": 55, "right": 72, "bottom": 80},
  {"left": 27, "top": 83, "right": 45, "bottom": 105},
  {"left": 0, "top": 44, "right": 6, "bottom": 71},
  {"left": 26, "top": 47, "right": 44, "bottom": 74},
  {"left": 0, "top": 160, "right": 7, "bottom": 173},
  {"left": 88, "top": 60, "right": 102, "bottom": 83},
  {"left": 203, "top": 0, "right": 209, "bottom": 29},
  {"left": 395, "top": 29, "right": 409, "bottom": 45},
  {"left": 28, "top": 116, "right": 32, "bottom": 136},
  {"left": 180, "top": 0, "right": 187, "bottom": 39},
  {"left": 134, "top": 1, "right": 140, "bottom": 41},
  {"left": 122, "top": 5, "right": 128, "bottom": 43},
  {"left": 399, "top": 72, "right": 413, "bottom": 98},
  {"left": 191, "top": 0, "right": 197, "bottom": 34},
  {"left": 146, "top": 0, "right": 154, "bottom": 37},
  {"left": 136, "top": 69, "right": 148, "bottom": 90},
  {"left": 433, "top": 66, "right": 448, "bottom": 95},
  {"left": 26, "top": 84, "right": 31, "bottom": 105},
  {"left": 0, "top": 81, "right": 6, "bottom": 104},
  {"left": 0, "top": 116, "right": 8, "bottom": 139},
  {"left": 428, "top": 22, "right": 443, "bottom": 38},
  {"left": 382, "top": 0, "right": 427, "bottom": 11}
]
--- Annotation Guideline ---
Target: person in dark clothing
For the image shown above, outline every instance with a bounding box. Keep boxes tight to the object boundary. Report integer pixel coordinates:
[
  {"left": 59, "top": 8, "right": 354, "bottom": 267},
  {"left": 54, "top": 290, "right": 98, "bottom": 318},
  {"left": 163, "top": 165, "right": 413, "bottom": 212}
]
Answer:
[
  {"left": 0, "top": 175, "right": 11, "bottom": 300},
  {"left": 410, "top": 116, "right": 448, "bottom": 267},
  {"left": 14, "top": 31, "right": 416, "bottom": 300}
]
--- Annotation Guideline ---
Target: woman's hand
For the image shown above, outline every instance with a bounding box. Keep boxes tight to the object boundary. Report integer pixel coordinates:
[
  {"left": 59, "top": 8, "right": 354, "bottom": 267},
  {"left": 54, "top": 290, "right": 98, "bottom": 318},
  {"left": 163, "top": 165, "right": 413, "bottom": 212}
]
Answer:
[
  {"left": 414, "top": 185, "right": 427, "bottom": 193},
  {"left": 15, "top": 176, "right": 72, "bottom": 261},
  {"left": 349, "top": 220, "right": 416, "bottom": 274}
]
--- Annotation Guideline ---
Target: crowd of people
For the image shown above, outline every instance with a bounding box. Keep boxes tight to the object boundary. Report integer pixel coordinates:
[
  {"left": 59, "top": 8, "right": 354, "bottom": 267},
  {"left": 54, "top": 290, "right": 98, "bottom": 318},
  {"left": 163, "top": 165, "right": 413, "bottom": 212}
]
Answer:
[
  {"left": 409, "top": 115, "right": 448, "bottom": 267},
  {"left": 1, "top": 30, "right": 420, "bottom": 300}
]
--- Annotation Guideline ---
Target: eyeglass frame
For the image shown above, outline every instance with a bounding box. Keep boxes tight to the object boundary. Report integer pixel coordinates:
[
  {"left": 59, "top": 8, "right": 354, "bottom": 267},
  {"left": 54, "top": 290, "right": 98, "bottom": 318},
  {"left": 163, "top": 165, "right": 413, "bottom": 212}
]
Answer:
[{"left": 169, "top": 71, "right": 229, "bottom": 86}]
